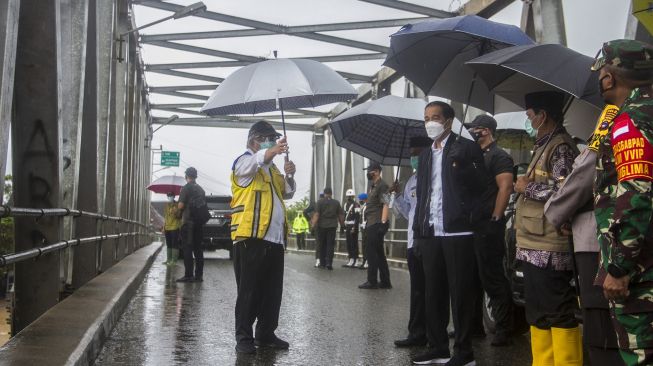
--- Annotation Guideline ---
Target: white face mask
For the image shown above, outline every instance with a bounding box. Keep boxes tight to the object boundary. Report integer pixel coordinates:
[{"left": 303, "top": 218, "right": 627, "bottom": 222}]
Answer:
[{"left": 425, "top": 121, "right": 445, "bottom": 140}]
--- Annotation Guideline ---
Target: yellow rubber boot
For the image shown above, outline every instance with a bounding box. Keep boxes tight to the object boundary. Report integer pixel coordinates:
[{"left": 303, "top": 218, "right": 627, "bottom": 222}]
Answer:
[
  {"left": 530, "top": 326, "right": 554, "bottom": 366},
  {"left": 551, "top": 326, "right": 583, "bottom": 366}
]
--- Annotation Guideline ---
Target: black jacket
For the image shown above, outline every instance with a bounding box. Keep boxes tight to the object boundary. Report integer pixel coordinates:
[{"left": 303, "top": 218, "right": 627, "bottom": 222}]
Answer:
[{"left": 413, "top": 133, "right": 489, "bottom": 238}]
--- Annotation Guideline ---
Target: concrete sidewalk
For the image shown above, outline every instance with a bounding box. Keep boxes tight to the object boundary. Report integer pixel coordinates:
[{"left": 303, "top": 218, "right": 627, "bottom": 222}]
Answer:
[{"left": 0, "top": 242, "right": 162, "bottom": 366}]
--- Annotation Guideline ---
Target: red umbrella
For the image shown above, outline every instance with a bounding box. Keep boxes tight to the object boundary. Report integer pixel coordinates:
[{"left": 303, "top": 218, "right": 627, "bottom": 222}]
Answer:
[{"left": 147, "top": 175, "right": 186, "bottom": 195}]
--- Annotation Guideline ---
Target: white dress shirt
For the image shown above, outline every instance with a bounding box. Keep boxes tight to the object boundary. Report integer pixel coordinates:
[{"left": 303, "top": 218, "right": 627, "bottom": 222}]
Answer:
[
  {"left": 393, "top": 173, "right": 417, "bottom": 249},
  {"left": 233, "top": 148, "right": 296, "bottom": 245},
  {"left": 429, "top": 134, "right": 473, "bottom": 237}
]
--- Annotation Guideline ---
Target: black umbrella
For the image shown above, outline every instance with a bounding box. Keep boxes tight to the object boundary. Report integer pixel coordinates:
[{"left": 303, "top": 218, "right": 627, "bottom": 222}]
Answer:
[
  {"left": 383, "top": 15, "right": 534, "bottom": 115},
  {"left": 466, "top": 43, "right": 604, "bottom": 139}
]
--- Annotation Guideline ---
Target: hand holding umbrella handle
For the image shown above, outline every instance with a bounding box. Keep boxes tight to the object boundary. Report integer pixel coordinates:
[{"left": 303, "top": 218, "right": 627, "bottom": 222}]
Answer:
[{"left": 284, "top": 155, "right": 295, "bottom": 181}]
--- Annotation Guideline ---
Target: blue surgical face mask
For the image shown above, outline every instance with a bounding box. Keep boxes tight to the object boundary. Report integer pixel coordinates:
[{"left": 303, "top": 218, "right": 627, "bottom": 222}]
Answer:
[
  {"left": 524, "top": 119, "right": 537, "bottom": 138},
  {"left": 410, "top": 156, "right": 419, "bottom": 170},
  {"left": 259, "top": 140, "right": 275, "bottom": 150}
]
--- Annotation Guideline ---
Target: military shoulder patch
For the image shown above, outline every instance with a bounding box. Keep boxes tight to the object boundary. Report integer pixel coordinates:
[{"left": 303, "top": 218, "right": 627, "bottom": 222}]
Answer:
[{"left": 612, "top": 113, "right": 653, "bottom": 182}]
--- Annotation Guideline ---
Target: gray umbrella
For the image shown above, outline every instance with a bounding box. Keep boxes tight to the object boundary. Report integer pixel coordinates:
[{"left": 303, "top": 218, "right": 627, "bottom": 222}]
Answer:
[
  {"left": 200, "top": 58, "right": 358, "bottom": 136},
  {"left": 329, "top": 95, "right": 473, "bottom": 168}
]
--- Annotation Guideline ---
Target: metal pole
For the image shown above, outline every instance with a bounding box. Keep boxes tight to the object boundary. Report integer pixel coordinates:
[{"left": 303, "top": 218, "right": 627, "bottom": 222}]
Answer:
[
  {"left": 12, "top": 0, "right": 63, "bottom": 333},
  {"left": 0, "top": 0, "right": 19, "bottom": 205}
]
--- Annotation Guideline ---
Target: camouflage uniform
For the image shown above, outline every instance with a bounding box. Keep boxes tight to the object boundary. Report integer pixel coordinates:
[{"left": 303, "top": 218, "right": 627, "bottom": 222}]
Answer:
[{"left": 593, "top": 40, "right": 653, "bottom": 365}]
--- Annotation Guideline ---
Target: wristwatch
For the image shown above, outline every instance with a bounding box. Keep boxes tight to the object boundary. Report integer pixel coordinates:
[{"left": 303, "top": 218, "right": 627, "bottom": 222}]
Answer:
[{"left": 607, "top": 264, "right": 629, "bottom": 278}]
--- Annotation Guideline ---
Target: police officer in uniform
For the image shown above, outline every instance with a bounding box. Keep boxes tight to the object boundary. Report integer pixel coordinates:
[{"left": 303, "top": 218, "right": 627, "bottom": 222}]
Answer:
[
  {"left": 592, "top": 39, "right": 653, "bottom": 366},
  {"left": 343, "top": 189, "right": 361, "bottom": 267},
  {"left": 230, "top": 121, "right": 296, "bottom": 354}
]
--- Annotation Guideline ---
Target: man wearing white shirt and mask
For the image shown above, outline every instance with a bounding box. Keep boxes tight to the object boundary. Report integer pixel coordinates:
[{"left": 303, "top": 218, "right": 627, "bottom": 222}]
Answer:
[
  {"left": 230, "top": 121, "right": 296, "bottom": 355},
  {"left": 411, "top": 101, "right": 488, "bottom": 366}
]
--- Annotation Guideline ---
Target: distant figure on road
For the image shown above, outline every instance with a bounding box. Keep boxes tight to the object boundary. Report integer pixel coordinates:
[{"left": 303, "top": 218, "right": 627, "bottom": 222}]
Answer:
[
  {"left": 176, "top": 167, "right": 206, "bottom": 283},
  {"left": 357, "top": 192, "right": 368, "bottom": 269},
  {"left": 230, "top": 121, "right": 296, "bottom": 355},
  {"left": 311, "top": 187, "right": 345, "bottom": 270},
  {"left": 292, "top": 212, "right": 309, "bottom": 250},
  {"left": 162, "top": 192, "right": 181, "bottom": 265},
  {"left": 342, "top": 189, "right": 361, "bottom": 267}
]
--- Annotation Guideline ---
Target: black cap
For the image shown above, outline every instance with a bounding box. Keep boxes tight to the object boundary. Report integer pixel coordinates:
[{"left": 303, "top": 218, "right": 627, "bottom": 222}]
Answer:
[
  {"left": 464, "top": 115, "right": 497, "bottom": 132},
  {"left": 524, "top": 91, "right": 565, "bottom": 112},
  {"left": 248, "top": 120, "right": 281, "bottom": 139},
  {"left": 323, "top": 187, "right": 333, "bottom": 195},
  {"left": 185, "top": 167, "right": 198, "bottom": 179},
  {"left": 409, "top": 136, "right": 433, "bottom": 148},
  {"left": 363, "top": 161, "right": 382, "bottom": 171}
]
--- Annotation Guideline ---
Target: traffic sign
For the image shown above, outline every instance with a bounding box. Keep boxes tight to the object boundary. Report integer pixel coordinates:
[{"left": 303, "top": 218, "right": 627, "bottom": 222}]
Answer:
[{"left": 160, "top": 151, "right": 180, "bottom": 167}]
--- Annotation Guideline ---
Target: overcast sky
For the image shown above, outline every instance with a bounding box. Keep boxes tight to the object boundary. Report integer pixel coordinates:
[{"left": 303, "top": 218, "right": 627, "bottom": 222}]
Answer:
[{"left": 6, "top": 0, "right": 633, "bottom": 203}]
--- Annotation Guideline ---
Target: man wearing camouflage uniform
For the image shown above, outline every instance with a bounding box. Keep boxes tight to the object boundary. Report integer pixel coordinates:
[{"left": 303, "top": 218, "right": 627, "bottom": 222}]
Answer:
[{"left": 592, "top": 39, "right": 653, "bottom": 365}]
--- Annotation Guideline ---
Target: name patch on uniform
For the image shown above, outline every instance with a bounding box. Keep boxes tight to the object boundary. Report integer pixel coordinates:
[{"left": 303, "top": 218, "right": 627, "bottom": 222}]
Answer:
[{"left": 612, "top": 113, "right": 653, "bottom": 182}]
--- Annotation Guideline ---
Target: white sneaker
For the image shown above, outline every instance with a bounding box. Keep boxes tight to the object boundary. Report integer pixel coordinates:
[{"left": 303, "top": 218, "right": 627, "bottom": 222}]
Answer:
[
  {"left": 346, "top": 258, "right": 354, "bottom": 267},
  {"left": 363, "top": 262, "right": 369, "bottom": 269},
  {"left": 315, "top": 259, "right": 320, "bottom": 268}
]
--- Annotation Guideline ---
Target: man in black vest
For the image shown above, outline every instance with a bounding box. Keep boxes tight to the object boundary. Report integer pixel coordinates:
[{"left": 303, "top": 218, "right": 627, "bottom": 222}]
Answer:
[{"left": 411, "top": 102, "right": 488, "bottom": 366}]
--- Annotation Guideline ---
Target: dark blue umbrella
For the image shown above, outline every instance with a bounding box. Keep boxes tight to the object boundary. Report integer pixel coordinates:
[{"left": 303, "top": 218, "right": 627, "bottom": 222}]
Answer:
[{"left": 384, "top": 15, "right": 534, "bottom": 114}]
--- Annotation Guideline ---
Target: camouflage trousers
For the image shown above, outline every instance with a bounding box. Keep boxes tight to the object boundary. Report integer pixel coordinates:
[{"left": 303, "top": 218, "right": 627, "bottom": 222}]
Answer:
[{"left": 610, "top": 290, "right": 653, "bottom": 366}]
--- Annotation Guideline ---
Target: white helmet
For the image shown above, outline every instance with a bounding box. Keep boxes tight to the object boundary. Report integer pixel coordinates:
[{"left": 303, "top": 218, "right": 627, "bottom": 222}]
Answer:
[{"left": 345, "top": 188, "right": 355, "bottom": 197}]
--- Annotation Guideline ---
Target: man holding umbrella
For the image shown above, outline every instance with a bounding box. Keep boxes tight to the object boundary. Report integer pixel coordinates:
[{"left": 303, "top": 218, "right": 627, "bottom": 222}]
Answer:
[
  {"left": 230, "top": 120, "right": 296, "bottom": 354},
  {"left": 412, "top": 101, "right": 488, "bottom": 366},
  {"left": 592, "top": 39, "right": 653, "bottom": 366},
  {"left": 464, "top": 115, "right": 514, "bottom": 347}
]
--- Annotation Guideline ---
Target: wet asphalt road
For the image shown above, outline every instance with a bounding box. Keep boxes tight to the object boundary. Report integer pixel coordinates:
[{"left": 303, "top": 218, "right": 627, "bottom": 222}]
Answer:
[{"left": 94, "top": 250, "right": 532, "bottom": 366}]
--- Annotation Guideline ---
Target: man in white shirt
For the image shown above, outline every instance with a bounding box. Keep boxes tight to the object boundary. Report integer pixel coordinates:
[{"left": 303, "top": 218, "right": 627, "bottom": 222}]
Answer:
[{"left": 230, "top": 121, "right": 296, "bottom": 355}]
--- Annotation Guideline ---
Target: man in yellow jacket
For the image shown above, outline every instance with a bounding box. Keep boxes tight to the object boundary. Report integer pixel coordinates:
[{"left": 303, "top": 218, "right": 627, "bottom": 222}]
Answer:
[
  {"left": 162, "top": 192, "right": 181, "bottom": 265},
  {"left": 292, "top": 212, "right": 309, "bottom": 250},
  {"left": 230, "top": 121, "right": 296, "bottom": 355}
]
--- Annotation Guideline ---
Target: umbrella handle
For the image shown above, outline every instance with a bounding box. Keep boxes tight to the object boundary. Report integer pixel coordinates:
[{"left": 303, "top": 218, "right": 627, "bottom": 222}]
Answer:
[{"left": 285, "top": 155, "right": 293, "bottom": 180}]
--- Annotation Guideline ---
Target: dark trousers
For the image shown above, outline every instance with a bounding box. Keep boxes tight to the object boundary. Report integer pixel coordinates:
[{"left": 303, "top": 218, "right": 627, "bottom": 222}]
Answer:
[
  {"left": 318, "top": 227, "right": 337, "bottom": 266},
  {"left": 473, "top": 220, "right": 512, "bottom": 335},
  {"left": 407, "top": 247, "right": 426, "bottom": 340},
  {"left": 345, "top": 227, "right": 359, "bottom": 259},
  {"left": 361, "top": 229, "right": 367, "bottom": 262},
  {"left": 296, "top": 233, "right": 306, "bottom": 250},
  {"left": 576, "top": 252, "right": 623, "bottom": 365},
  {"left": 233, "top": 238, "right": 284, "bottom": 344},
  {"left": 181, "top": 223, "right": 203, "bottom": 278},
  {"left": 365, "top": 223, "right": 390, "bottom": 284},
  {"left": 420, "top": 235, "right": 477, "bottom": 359},
  {"left": 164, "top": 229, "right": 180, "bottom": 249},
  {"left": 314, "top": 229, "right": 321, "bottom": 259},
  {"left": 522, "top": 261, "right": 578, "bottom": 329}
]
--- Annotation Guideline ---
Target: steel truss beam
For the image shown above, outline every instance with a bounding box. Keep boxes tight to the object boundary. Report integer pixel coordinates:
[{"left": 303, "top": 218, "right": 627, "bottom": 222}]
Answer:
[
  {"left": 152, "top": 117, "right": 314, "bottom": 131},
  {"left": 149, "top": 84, "right": 217, "bottom": 92},
  {"left": 358, "top": 0, "right": 456, "bottom": 18},
  {"left": 149, "top": 103, "right": 329, "bottom": 117},
  {"left": 140, "top": 17, "right": 433, "bottom": 42}
]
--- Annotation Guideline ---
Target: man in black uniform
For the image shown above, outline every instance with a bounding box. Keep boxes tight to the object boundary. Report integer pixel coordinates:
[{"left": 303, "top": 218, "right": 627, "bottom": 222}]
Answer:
[
  {"left": 176, "top": 167, "right": 206, "bottom": 283},
  {"left": 311, "top": 187, "right": 344, "bottom": 270},
  {"left": 465, "top": 115, "right": 515, "bottom": 346}
]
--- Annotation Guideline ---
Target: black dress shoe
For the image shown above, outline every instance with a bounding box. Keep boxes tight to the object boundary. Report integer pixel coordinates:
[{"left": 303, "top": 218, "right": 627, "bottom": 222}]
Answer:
[
  {"left": 394, "top": 337, "right": 427, "bottom": 347},
  {"left": 412, "top": 349, "right": 451, "bottom": 365},
  {"left": 358, "top": 281, "right": 378, "bottom": 289},
  {"left": 254, "top": 335, "right": 289, "bottom": 349},
  {"left": 379, "top": 282, "right": 392, "bottom": 289},
  {"left": 175, "top": 276, "right": 194, "bottom": 283},
  {"left": 235, "top": 341, "right": 256, "bottom": 354},
  {"left": 193, "top": 277, "right": 204, "bottom": 282},
  {"left": 326, "top": 265, "right": 333, "bottom": 270}
]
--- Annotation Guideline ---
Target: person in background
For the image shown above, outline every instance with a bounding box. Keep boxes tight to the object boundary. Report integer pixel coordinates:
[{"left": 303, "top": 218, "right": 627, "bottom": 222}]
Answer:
[
  {"left": 357, "top": 192, "right": 368, "bottom": 269},
  {"left": 308, "top": 192, "right": 325, "bottom": 268},
  {"left": 230, "top": 120, "right": 296, "bottom": 354},
  {"left": 591, "top": 39, "right": 653, "bottom": 366},
  {"left": 342, "top": 189, "right": 361, "bottom": 267},
  {"left": 545, "top": 104, "right": 624, "bottom": 366},
  {"left": 464, "top": 115, "right": 515, "bottom": 347},
  {"left": 176, "top": 167, "right": 206, "bottom": 283},
  {"left": 162, "top": 192, "right": 181, "bottom": 265},
  {"left": 391, "top": 136, "right": 433, "bottom": 348},
  {"left": 514, "top": 91, "right": 581, "bottom": 365},
  {"left": 358, "top": 162, "right": 391, "bottom": 289},
  {"left": 311, "top": 187, "right": 345, "bottom": 270},
  {"left": 292, "top": 212, "right": 310, "bottom": 250}
]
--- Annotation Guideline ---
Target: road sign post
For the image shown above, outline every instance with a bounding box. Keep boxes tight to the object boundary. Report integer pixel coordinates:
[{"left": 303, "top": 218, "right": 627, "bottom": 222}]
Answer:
[{"left": 160, "top": 151, "right": 180, "bottom": 167}]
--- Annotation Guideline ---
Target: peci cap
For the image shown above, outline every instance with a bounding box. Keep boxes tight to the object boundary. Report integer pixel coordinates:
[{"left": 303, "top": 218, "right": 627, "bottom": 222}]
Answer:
[
  {"left": 323, "top": 187, "right": 333, "bottom": 195},
  {"left": 464, "top": 115, "right": 497, "bottom": 132},
  {"left": 185, "top": 167, "right": 198, "bottom": 179},
  {"left": 363, "top": 161, "right": 382, "bottom": 171},
  {"left": 248, "top": 120, "right": 282, "bottom": 139},
  {"left": 524, "top": 91, "right": 565, "bottom": 112},
  {"left": 591, "top": 39, "right": 653, "bottom": 71},
  {"left": 409, "top": 135, "right": 434, "bottom": 148}
]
